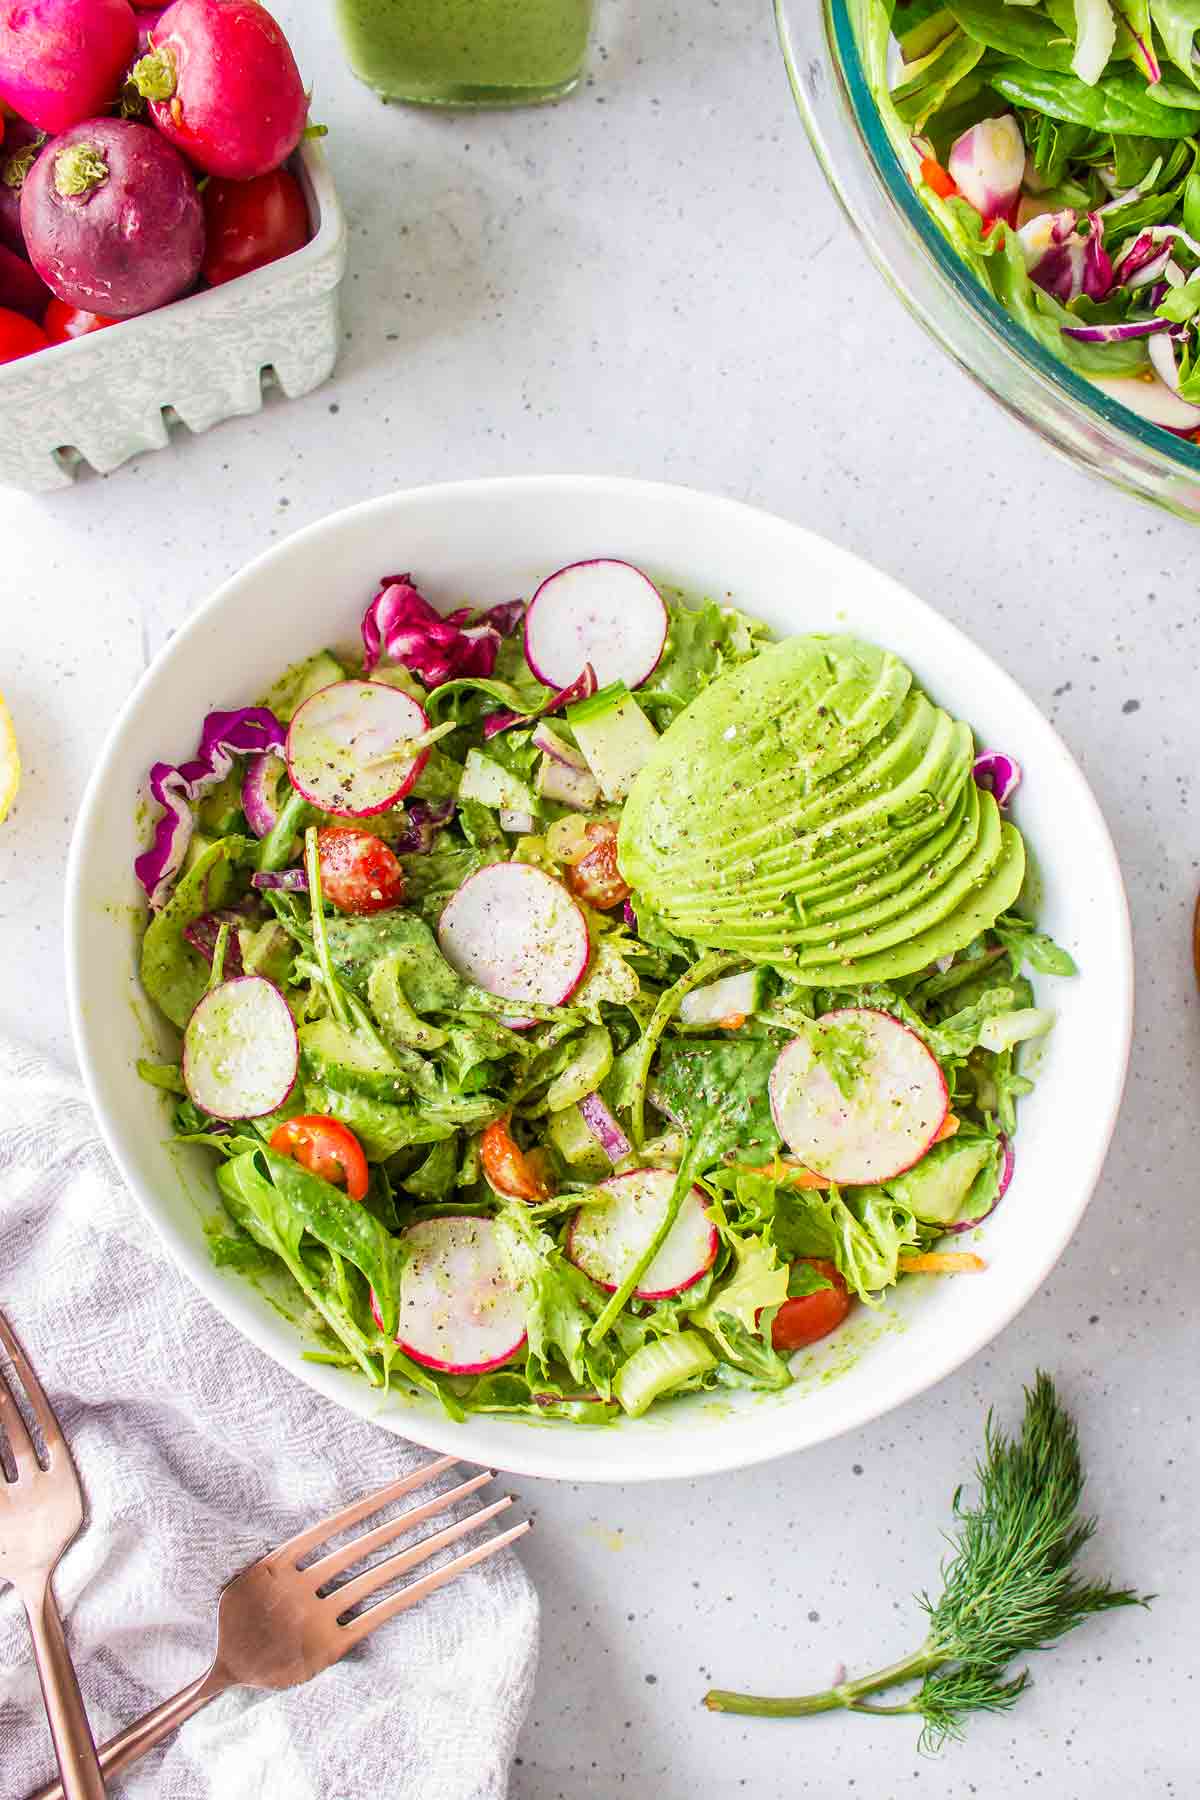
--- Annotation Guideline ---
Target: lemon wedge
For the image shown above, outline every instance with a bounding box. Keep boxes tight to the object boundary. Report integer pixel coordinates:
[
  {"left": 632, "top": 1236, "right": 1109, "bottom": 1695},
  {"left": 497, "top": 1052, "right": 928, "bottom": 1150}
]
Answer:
[{"left": 0, "top": 692, "right": 20, "bottom": 823}]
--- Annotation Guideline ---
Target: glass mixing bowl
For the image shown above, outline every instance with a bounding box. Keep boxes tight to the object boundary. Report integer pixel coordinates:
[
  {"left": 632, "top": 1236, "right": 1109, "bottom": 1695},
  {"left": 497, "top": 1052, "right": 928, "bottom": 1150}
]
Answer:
[{"left": 777, "top": 0, "right": 1200, "bottom": 521}]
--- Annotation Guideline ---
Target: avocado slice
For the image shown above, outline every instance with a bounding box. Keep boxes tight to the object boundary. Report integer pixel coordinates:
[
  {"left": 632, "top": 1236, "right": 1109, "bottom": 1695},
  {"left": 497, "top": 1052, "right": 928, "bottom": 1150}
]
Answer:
[{"left": 618, "top": 634, "right": 1029, "bottom": 981}]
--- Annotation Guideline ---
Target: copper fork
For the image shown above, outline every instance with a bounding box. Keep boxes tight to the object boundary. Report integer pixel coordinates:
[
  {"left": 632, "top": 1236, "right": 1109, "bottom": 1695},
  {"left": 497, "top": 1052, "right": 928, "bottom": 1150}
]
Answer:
[
  {"left": 31, "top": 1455, "right": 529, "bottom": 1800},
  {"left": 0, "top": 1309, "right": 107, "bottom": 1800}
]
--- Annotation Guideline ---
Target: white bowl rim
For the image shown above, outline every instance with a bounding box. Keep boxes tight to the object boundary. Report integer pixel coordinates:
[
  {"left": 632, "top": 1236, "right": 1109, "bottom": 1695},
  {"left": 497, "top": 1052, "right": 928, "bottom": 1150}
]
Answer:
[{"left": 65, "top": 475, "right": 1134, "bottom": 1482}]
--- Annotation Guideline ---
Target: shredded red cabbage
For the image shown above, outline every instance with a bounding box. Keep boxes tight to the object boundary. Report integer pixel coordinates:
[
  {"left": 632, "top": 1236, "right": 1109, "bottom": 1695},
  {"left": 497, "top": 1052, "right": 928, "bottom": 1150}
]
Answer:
[
  {"left": 183, "top": 908, "right": 250, "bottom": 973},
  {"left": 393, "top": 798, "right": 455, "bottom": 853},
  {"left": 972, "top": 751, "right": 1021, "bottom": 808},
  {"left": 251, "top": 868, "right": 309, "bottom": 891},
  {"left": 361, "top": 575, "right": 524, "bottom": 687},
  {"left": 482, "top": 662, "right": 599, "bottom": 739},
  {"left": 134, "top": 708, "right": 285, "bottom": 909}
]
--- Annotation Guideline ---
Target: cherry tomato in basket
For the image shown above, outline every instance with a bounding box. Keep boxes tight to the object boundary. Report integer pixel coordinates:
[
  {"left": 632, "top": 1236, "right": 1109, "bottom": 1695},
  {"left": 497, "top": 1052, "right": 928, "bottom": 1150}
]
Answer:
[
  {"left": 43, "top": 300, "right": 119, "bottom": 344},
  {"left": 270, "top": 1115, "right": 369, "bottom": 1202},
  {"left": 201, "top": 168, "right": 310, "bottom": 288},
  {"left": 317, "top": 828, "right": 405, "bottom": 915},
  {"left": 770, "top": 1259, "right": 852, "bottom": 1353},
  {"left": 0, "top": 305, "right": 47, "bottom": 362}
]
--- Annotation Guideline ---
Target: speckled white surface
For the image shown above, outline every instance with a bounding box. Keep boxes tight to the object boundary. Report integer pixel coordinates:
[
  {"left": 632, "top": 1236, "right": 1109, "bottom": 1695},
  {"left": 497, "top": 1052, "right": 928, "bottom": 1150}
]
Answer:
[{"left": 1, "top": 2, "right": 1196, "bottom": 1794}]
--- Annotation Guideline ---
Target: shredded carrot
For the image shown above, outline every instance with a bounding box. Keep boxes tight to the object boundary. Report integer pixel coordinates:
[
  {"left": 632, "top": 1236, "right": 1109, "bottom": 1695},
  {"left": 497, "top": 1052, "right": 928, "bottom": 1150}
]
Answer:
[
  {"left": 898, "top": 1252, "right": 986, "bottom": 1275},
  {"left": 720, "top": 1012, "right": 748, "bottom": 1030},
  {"left": 933, "top": 1112, "right": 960, "bottom": 1144},
  {"left": 737, "top": 1157, "right": 830, "bottom": 1189}
]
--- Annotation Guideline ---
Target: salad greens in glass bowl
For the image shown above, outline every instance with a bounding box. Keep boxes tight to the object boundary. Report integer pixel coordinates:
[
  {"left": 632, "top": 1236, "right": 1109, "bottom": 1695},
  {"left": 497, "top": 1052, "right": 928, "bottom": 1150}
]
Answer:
[
  {"left": 779, "top": 0, "right": 1200, "bottom": 517},
  {"left": 128, "top": 555, "right": 1075, "bottom": 1430}
]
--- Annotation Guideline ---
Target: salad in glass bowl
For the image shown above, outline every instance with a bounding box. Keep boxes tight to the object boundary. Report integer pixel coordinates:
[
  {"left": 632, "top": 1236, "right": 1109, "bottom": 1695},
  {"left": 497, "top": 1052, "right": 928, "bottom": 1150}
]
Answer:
[
  {"left": 865, "top": 0, "right": 1200, "bottom": 431},
  {"left": 131, "top": 557, "right": 1074, "bottom": 1428}
]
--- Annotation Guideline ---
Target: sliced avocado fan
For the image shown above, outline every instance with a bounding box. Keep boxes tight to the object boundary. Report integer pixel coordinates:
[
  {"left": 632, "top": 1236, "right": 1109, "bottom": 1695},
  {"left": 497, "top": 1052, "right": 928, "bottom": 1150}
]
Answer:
[{"left": 617, "top": 634, "right": 1026, "bottom": 983}]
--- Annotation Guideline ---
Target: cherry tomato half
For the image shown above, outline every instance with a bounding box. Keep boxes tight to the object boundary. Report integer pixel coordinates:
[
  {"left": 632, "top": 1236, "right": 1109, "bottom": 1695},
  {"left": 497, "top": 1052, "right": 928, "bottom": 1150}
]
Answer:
[
  {"left": 270, "top": 1115, "right": 369, "bottom": 1202},
  {"left": 481, "top": 1117, "right": 552, "bottom": 1201},
  {"left": 317, "top": 827, "right": 405, "bottom": 915},
  {"left": 202, "top": 168, "right": 310, "bottom": 288},
  {"left": 43, "top": 300, "right": 119, "bottom": 344},
  {"left": 770, "top": 1258, "right": 852, "bottom": 1353},
  {"left": 0, "top": 305, "right": 47, "bottom": 363}
]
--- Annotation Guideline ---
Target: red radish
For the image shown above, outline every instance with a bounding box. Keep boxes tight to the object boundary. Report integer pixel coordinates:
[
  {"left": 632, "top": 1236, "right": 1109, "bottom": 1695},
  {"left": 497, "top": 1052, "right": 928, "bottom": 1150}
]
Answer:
[
  {"left": 371, "top": 1215, "right": 527, "bottom": 1375},
  {"left": 286, "top": 680, "right": 431, "bottom": 818},
  {"left": 768, "top": 1008, "right": 948, "bottom": 1186},
  {"left": 0, "top": 118, "right": 46, "bottom": 258},
  {"left": 0, "top": 305, "right": 48, "bottom": 360},
  {"left": 566, "top": 1168, "right": 717, "bottom": 1301},
  {"left": 0, "top": 242, "right": 50, "bottom": 321},
  {"left": 0, "top": 0, "right": 138, "bottom": 134},
  {"left": 524, "top": 560, "right": 668, "bottom": 691},
  {"left": 947, "top": 116, "right": 1024, "bottom": 226},
  {"left": 1090, "top": 371, "right": 1200, "bottom": 431},
  {"left": 130, "top": 0, "right": 307, "bottom": 180},
  {"left": 21, "top": 118, "right": 203, "bottom": 318},
  {"left": 135, "top": 3, "right": 166, "bottom": 49},
  {"left": 437, "top": 862, "right": 591, "bottom": 1012},
  {"left": 182, "top": 975, "right": 298, "bottom": 1120}
]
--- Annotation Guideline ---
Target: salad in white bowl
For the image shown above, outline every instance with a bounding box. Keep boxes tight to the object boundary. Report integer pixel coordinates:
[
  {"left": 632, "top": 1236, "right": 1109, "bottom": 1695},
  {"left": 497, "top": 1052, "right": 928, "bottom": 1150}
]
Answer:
[
  {"left": 130, "top": 555, "right": 1075, "bottom": 1427},
  {"left": 65, "top": 477, "right": 1131, "bottom": 1482}
]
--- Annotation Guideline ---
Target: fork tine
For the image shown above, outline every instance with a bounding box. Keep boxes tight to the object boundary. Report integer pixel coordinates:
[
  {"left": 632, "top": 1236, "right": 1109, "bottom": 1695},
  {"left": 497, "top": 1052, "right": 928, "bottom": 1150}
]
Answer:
[
  {"left": 0, "top": 1310, "right": 64, "bottom": 1462},
  {"left": 325, "top": 1495, "right": 515, "bottom": 1618},
  {"left": 266, "top": 1454, "right": 460, "bottom": 1570},
  {"left": 337, "top": 1518, "right": 532, "bottom": 1652},
  {"left": 304, "top": 1468, "right": 495, "bottom": 1588},
  {"left": 0, "top": 1360, "right": 38, "bottom": 1476}
]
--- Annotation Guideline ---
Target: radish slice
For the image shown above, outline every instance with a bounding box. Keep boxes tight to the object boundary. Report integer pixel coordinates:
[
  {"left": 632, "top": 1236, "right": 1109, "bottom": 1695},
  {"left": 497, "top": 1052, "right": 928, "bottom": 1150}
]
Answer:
[
  {"left": 566, "top": 1168, "right": 717, "bottom": 1300},
  {"left": 182, "top": 976, "right": 298, "bottom": 1120},
  {"left": 287, "top": 681, "right": 431, "bottom": 818},
  {"left": 437, "top": 863, "right": 591, "bottom": 1010},
  {"left": 949, "top": 1136, "right": 1013, "bottom": 1234},
  {"left": 372, "top": 1216, "right": 527, "bottom": 1374},
  {"left": 769, "top": 1008, "right": 948, "bottom": 1185},
  {"left": 524, "top": 560, "right": 668, "bottom": 691}
]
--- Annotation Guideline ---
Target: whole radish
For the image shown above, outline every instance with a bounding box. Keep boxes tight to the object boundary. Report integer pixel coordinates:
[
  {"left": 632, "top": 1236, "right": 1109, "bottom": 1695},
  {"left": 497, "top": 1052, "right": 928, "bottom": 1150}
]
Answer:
[
  {"left": 134, "top": 3, "right": 167, "bottom": 50},
  {"left": 130, "top": 0, "right": 307, "bottom": 180},
  {"left": 0, "top": 119, "right": 47, "bottom": 257},
  {"left": 21, "top": 117, "right": 203, "bottom": 317},
  {"left": 0, "top": 0, "right": 138, "bottom": 134}
]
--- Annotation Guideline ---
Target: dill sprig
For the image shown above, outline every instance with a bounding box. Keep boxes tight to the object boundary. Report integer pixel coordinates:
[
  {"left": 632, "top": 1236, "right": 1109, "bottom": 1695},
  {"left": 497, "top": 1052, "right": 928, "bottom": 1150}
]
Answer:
[{"left": 703, "top": 1372, "right": 1150, "bottom": 1750}]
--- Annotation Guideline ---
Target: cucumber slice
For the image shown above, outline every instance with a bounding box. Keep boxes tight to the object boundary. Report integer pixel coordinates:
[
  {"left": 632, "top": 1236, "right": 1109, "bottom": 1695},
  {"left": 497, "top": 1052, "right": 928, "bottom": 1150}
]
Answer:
[
  {"left": 546, "top": 1104, "right": 614, "bottom": 1178},
  {"left": 182, "top": 977, "right": 298, "bottom": 1121},
  {"left": 612, "top": 1330, "right": 716, "bottom": 1418},
  {"left": 886, "top": 1138, "right": 997, "bottom": 1227},
  {"left": 567, "top": 682, "right": 659, "bottom": 802},
  {"left": 679, "top": 968, "right": 767, "bottom": 1026}
]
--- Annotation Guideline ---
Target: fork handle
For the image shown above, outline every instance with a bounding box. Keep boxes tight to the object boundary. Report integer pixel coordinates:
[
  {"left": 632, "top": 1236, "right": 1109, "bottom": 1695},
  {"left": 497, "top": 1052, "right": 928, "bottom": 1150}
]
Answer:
[
  {"left": 27, "top": 1665, "right": 229, "bottom": 1800},
  {"left": 23, "top": 1581, "right": 108, "bottom": 1800}
]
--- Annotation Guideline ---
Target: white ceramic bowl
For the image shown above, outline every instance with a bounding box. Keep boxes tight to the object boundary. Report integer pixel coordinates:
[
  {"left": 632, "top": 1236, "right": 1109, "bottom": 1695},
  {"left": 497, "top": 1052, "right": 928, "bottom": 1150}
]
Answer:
[{"left": 65, "top": 477, "right": 1133, "bottom": 1483}]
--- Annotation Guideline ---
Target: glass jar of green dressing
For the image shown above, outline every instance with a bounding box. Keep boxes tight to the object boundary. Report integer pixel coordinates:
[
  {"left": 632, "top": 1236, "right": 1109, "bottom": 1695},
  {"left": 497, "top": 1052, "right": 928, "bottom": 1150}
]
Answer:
[{"left": 333, "top": 0, "right": 594, "bottom": 106}]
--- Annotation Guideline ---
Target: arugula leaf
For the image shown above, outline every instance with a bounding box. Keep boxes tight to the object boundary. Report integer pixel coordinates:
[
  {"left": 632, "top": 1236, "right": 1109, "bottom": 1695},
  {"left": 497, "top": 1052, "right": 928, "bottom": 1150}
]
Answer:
[
  {"left": 637, "top": 597, "right": 768, "bottom": 725},
  {"left": 991, "top": 913, "right": 1079, "bottom": 976}
]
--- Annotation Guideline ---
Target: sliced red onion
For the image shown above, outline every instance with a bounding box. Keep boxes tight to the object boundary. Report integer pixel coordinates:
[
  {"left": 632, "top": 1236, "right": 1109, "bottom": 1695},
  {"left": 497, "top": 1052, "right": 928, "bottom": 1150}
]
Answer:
[
  {"left": 949, "top": 1137, "right": 1013, "bottom": 1234},
  {"left": 623, "top": 899, "right": 638, "bottom": 932},
  {"left": 393, "top": 797, "right": 455, "bottom": 854},
  {"left": 1061, "top": 317, "right": 1170, "bottom": 345},
  {"left": 251, "top": 868, "right": 309, "bottom": 891},
  {"left": 134, "top": 707, "right": 285, "bottom": 909},
  {"left": 241, "top": 751, "right": 287, "bottom": 839},
  {"left": 499, "top": 808, "right": 536, "bottom": 835},
  {"left": 361, "top": 575, "right": 505, "bottom": 687},
  {"left": 948, "top": 116, "right": 1024, "bottom": 227},
  {"left": 578, "top": 1091, "right": 632, "bottom": 1163},
  {"left": 482, "top": 663, "right": 599, "bottom": 740},
  {"left": 531, "top": 722, "right": 588, "bottom": 769},
  {"left": 973, "top": 751, "right": 1022, "bottom": 808},
  {"left": 183, "top": 909, "right": 248, "bottom": 973}
]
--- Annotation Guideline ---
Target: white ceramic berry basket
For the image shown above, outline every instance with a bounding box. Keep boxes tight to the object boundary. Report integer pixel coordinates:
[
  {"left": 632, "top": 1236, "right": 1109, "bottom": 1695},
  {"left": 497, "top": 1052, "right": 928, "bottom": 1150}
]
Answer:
[{"left": 0, "top": 139, "right": 345, "bottom": 494}]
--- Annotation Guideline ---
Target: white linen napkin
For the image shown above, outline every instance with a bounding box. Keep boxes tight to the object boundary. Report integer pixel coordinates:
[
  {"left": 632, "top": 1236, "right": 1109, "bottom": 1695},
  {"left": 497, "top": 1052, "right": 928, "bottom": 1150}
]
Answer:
[{"left": 0, "top": 1037, "right": 538, "bottom": 1800}]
